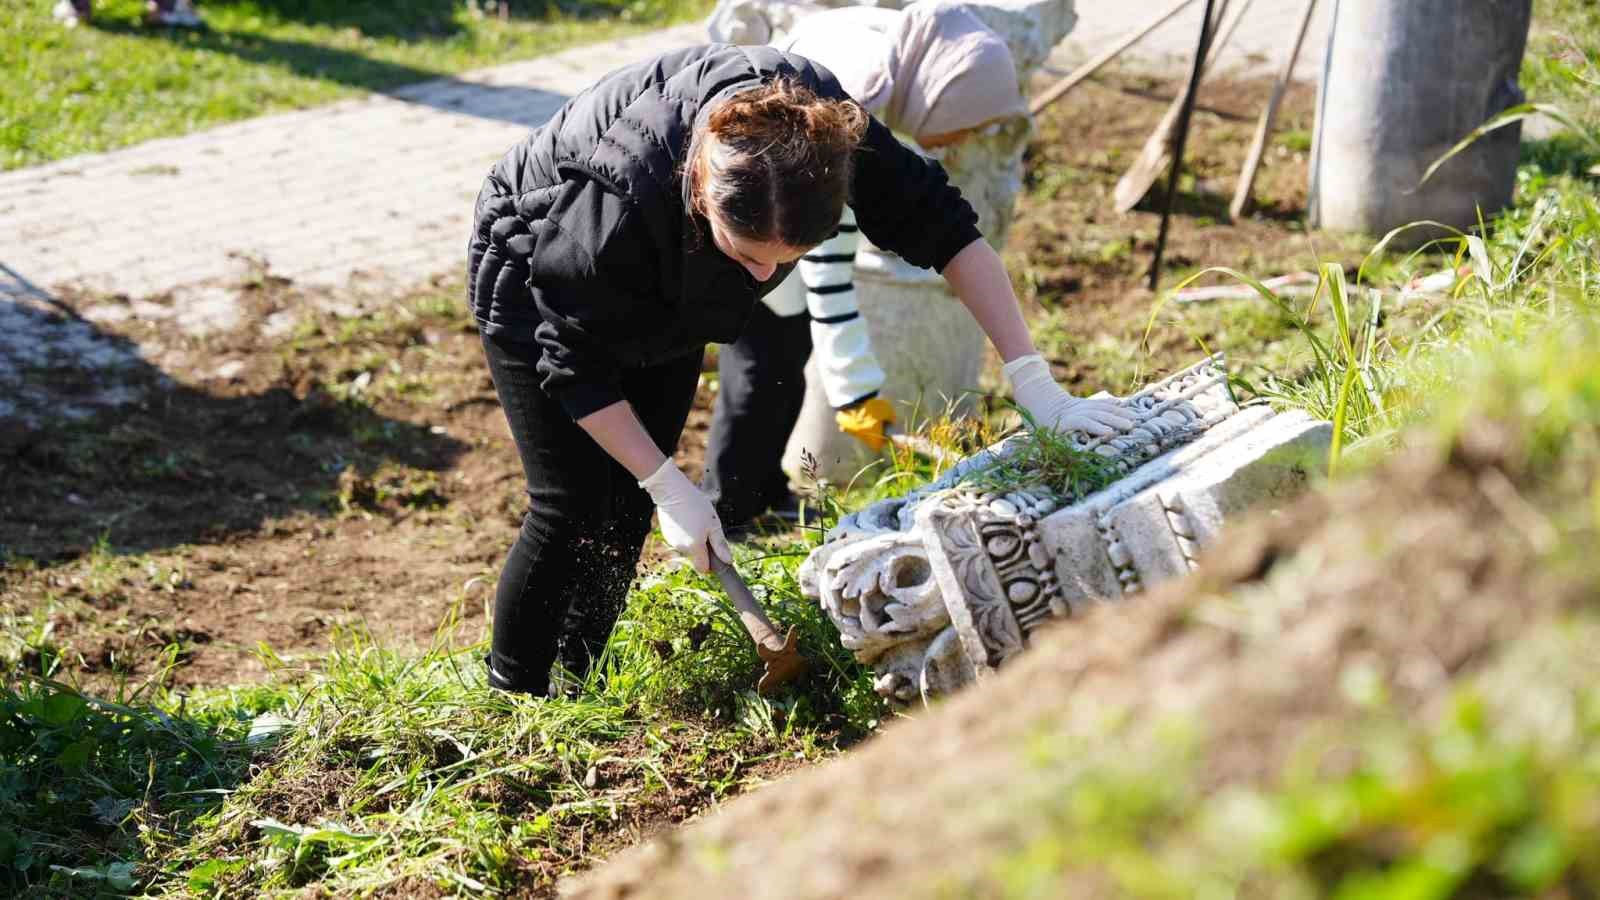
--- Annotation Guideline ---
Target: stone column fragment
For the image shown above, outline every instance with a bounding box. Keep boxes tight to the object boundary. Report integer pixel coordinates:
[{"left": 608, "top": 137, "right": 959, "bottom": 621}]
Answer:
[{"left": 800, "top": 355, "right": 1333, "bottom": 704}]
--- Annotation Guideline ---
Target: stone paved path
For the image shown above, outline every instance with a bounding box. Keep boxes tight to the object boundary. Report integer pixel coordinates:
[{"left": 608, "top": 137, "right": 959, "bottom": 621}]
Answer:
[
  {"left": 1057, "top": 0, "right": 1331, "bottom": 79},
  {"left": 0, "top": 25, "right": 702, "bottom": 304},
  {"left": 0, "top": 7, "right": 1329, "bottom": 423},
  {"left": 0, "top": 25, "right": 701, "bottom": 422}
]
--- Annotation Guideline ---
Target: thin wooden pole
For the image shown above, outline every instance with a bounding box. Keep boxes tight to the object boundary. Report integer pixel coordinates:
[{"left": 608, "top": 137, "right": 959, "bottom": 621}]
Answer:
[
  {"left": 1029, "top": 0, "right": 1201, "bottom": 116},
  {"left": 1228, "top": 0, "right": 1320, "bottom": 220},
  {"left": 1148, "top": 0, "right": 1218, "bottom": 291},
  {"left": 1112, "top": 0, "right": 1255, "bottom": 213}
]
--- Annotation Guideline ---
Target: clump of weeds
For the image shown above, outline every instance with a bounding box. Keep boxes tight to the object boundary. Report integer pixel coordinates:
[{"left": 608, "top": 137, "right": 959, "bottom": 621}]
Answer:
[
  {"left": 333, "top": 462, "right": 448, "bottom": 516},
  {"left": 960, "top": 406, "right": 1126, "bottom": 502},
  {"left": 152, "top": 599, "right": 869, "bottom": 898}
]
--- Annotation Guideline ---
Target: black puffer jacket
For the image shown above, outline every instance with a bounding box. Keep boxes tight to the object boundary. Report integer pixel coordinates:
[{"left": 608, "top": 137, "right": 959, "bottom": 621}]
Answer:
[{"left": 468, "top": 43, "right": 981, "bottom": 420}]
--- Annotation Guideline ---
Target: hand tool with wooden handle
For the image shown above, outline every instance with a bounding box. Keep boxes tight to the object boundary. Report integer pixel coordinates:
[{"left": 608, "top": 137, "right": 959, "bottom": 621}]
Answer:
[{"left": 711, "top": 556, "right": 808, "bottom": 695}]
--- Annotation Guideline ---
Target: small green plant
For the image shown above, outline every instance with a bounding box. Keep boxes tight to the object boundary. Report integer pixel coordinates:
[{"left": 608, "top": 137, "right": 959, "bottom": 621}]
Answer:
[
  {"left": 333, "top": 463, "right": 448, "bottom": 515},
  {"left": 593, "top": 551, "right": 883, "bottom": 737},
  {"left": 1276, "top": 128, "right": 1313, "bottom": 154},
  {"left": 961, "top": 406, "right": 1124, "bottom": 501},
  {"left": 0, "top": 677, "right": 264, "bottom": 896}
]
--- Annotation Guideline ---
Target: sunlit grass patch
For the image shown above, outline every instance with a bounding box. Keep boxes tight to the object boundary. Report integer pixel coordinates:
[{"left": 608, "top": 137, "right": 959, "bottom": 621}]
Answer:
[
  {"left": 2, "top": 0, "right": 709, "bottom": 170},
  {"left": 2, "top": 515, "right": 881, "bottom": 897},
  {"left": 1, "top": 675, "right": 273, "bottom": 896},
  {"left": 153, "top": 591, "right": 864, "bottom": 897},
  {"left": 602, "top": 550, "right": 884, "bottom": 735},
  {"left": 959, "top": 409, "right": 1124, "bottom": 501}
]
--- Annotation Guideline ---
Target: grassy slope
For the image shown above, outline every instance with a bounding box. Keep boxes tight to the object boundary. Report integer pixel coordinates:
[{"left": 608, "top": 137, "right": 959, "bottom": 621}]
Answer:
[
  {"left": 1, "top": 0, "right": 704, "bottom": 170},
  {"left": 574, "top": 347, "right": 1600, "bottom": 899},
  {"left": 6, "top": 2, "right": 1600, "bottom": 897},
  {"left": 3, "top": 550, "right": 882, "bottom": 897},
  {"left": 572, "top": 12, "right": 1600, "bottom": 897}
]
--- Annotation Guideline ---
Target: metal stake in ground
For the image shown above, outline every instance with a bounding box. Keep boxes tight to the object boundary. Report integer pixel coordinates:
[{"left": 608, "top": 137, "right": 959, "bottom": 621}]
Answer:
[{"left": 1148, "top": 0, "right": 1218, "bottom": 292}]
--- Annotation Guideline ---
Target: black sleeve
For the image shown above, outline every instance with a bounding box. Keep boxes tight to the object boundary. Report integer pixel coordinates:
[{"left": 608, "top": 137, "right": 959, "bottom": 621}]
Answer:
[
  {"left": 847, "top": 116, "right": 983, "bottom": 272},
  {"left": 526, "top": 178, "right": 656, "bottom": 420}
]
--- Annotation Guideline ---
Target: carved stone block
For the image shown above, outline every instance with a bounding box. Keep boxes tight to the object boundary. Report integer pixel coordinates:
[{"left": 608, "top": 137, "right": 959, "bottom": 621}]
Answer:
[{"left": 799, "top": 355, "right": 1332, "bottom": 704}]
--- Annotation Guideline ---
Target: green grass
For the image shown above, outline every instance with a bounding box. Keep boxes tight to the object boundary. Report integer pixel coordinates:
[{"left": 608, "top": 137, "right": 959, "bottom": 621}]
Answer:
[
  {"left": 960, "top": 408, "right": 1124, "bottom": 501},
  {"left": 976, "top": 627, "right": 1600, "bottom": 898},
  {"left": 961, "top": 306, "right": 1600, "bottom": 897},
  {"left": 1146, "top": 24, "right": 1600, "bottom": 473},
  {"left": 1, "top": 675, "right": 273, "bottom": 896},
  {"left": 2, "top": 541, "right": 879, "bottom": 897},
  {"left": 9, "top": 4, "right": 1600, "bottom": 896},
  {"left": 1525, "top": 0, "right": 1600, "bottom": 127},
  {"left": 1164, "top": 130, "right": 1600, "bottom": 473},
  {"left": 1, "top": 0, "right": 707, "bottom": 170}
]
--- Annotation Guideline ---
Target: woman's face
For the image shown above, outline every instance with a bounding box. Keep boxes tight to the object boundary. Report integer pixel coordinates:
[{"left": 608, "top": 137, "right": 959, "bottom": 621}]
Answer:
[{"left": 707, "top": 212, "right": 810, "bottom": 283}]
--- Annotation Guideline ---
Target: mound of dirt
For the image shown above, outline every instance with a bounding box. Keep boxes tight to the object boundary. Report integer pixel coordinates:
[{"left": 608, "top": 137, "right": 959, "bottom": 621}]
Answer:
[{"left": 564, "top": 423, "right": 1594, "bottom": 898}]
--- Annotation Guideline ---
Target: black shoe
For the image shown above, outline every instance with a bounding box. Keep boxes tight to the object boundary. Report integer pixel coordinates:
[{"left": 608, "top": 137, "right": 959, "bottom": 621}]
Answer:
[{"left": 484, "top": 654, "right": 549, "bottom": 697}]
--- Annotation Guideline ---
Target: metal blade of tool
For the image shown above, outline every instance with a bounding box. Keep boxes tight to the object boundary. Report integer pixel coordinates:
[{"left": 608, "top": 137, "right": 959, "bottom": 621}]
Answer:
[{"left": 711, "top": 557, "right": 809, "bottom": 695}]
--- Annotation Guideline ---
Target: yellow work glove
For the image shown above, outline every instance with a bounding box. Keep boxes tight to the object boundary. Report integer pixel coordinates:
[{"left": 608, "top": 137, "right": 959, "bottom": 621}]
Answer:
[{"left": 835, "top": 397, "right": 897, "bottom": 452}]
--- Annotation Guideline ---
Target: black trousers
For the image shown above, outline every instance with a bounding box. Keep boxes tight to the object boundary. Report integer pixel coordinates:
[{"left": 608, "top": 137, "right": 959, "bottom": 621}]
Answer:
[
  {"left": 480, "top": 331, "right": 702, "bottom": 695},
  {"left": 701, "top": 302, "right": 813, "bottom": 528}
]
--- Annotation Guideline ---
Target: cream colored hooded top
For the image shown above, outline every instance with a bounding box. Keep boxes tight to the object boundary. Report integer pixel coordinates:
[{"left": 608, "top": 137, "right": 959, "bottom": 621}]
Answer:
[
  {"left": 762, "top": 3, "right": 1028, "bottom": 409},
  {"left": 781, "top": 3, "right": 1027, "bottom": 142}
]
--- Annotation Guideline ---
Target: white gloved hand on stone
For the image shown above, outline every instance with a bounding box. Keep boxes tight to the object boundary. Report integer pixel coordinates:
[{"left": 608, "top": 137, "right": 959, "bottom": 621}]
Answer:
[
  {"left": 639, "top": 459, "right": 733, "bottom": 574},
  {"left": 1004, "top": 353, "right": 1136, "bottom": 438}
]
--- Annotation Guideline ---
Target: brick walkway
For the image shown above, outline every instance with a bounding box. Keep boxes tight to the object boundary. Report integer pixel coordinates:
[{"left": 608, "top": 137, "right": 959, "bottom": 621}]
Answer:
[
  {"left": 1057, "top": 1, "right": 1331, "bottom": 79},
  {"left": 0, "top": 25, "right": 701, "bottom": 422},
  {"left": 0, "top": 7, "right": 1329, "bottom": 422},
  {"left": 0, "top": 25, "right": 703, "bottom": 304}
]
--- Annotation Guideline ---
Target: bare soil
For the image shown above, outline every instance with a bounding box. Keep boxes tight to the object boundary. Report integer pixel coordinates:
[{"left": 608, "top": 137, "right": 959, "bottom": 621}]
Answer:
[
  {"left": 1, "top": 67, "right": 1338, "bottom": 701},
  {"left": 569, "top": 420, "right": 1593, "bottom": 898},
  {"left": 0, "top": 271, "right": 716, "bottom": 690},
  {"left": 1005, "top": 69, "right": 1371, "bottom": 393}
]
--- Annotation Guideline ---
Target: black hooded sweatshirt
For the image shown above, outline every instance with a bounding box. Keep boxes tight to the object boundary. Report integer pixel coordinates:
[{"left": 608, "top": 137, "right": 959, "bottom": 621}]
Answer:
[{"left": 468, "top": 43, "right": 981, "bottom": 420}]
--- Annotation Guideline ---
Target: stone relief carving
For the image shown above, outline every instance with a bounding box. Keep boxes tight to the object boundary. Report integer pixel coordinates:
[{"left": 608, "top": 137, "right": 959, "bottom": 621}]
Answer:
[
  {"left": 801, "top": 530, "right": 945, "bottom": 662},
  {"left": 799, "top": 355, "right": 1335, "bottom": 704}
]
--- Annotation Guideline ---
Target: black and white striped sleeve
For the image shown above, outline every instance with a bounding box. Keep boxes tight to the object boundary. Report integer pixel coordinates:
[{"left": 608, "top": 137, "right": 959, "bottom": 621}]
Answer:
[{"left": 802, "top": 207, "right": 886, "bottom": 409}]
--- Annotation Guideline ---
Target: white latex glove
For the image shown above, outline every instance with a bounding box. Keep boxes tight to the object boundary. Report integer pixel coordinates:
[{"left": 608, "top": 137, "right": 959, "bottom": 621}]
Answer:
[
  {"left": 639, "top": 459, "right": 733, "bottom": 574},
  {"left": 1004, "top": 354, "right": 1136, "bottom": 438}
]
